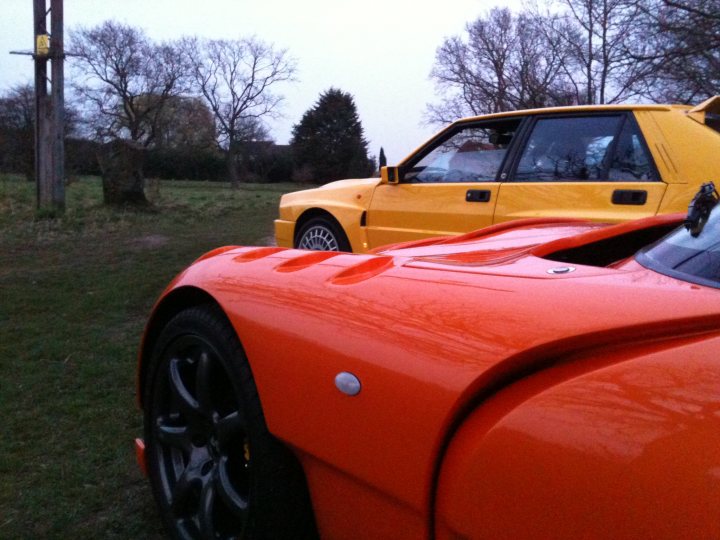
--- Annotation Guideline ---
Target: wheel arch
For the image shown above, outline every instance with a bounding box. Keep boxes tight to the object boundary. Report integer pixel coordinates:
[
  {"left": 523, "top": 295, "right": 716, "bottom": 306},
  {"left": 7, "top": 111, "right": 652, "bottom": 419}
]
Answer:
[
  {"left": 137, "top": 285, "right": 226, "bottom": 409},
  {"left": 294, "top": 207, "right": 362, "bottom": 251},
  {"left": 139, "top": 287, "right": 321, "bottom": 538}
]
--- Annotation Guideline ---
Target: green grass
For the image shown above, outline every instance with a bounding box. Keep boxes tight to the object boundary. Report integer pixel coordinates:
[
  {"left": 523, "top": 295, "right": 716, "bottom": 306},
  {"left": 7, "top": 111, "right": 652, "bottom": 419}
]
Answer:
[{"left": 0, "top": 175, "right": 300, "bottom": 538}]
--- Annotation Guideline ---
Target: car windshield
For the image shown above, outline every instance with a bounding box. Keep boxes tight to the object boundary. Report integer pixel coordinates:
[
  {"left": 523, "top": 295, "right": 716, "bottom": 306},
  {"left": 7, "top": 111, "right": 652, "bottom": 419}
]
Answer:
[{"left": 637, "top": 204, "right": 720, "bottom": 288}]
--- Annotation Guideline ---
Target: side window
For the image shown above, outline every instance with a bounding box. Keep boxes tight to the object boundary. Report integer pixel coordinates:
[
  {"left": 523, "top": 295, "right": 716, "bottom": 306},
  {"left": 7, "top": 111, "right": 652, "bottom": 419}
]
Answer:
[
  {"left": 515, "top": 116, "right": 623, "bottom": 182},
  {"left": 403, "top": 119, "right": 519, "bottom": 183},
  {"left": 607, "top": 120, "right": 655, "bottom": 181}
]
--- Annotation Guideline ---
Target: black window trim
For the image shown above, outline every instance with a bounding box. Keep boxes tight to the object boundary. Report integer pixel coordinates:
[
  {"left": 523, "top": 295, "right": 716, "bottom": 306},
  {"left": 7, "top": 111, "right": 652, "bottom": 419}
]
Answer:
[
  {"left": 636, "top": 248, "right": 720, "bottom": 290},
  {"left": 503, "top": 111, "right": 661, "bottom": 184},
  {"left": 398, "top": 116, "right": 527, "bottom": 184},
  {"left": 622, "top": 113, "right": 661, "bottom": 183}
]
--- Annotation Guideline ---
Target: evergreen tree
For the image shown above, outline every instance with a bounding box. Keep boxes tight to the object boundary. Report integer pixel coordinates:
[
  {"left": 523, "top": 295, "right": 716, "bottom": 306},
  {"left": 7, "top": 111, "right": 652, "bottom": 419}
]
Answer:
[
  {"left": 379, "top": 147, "right": 387, "bottom": 168},
  {"left": 290, "top": 88, "right": 374, "bottom": 182}
]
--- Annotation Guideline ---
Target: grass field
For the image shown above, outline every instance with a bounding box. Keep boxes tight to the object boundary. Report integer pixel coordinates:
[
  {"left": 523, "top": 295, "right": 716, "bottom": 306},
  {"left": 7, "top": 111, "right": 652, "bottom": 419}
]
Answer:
[{"left": 0, "top": 175, "right": 299, "bottom": 538}]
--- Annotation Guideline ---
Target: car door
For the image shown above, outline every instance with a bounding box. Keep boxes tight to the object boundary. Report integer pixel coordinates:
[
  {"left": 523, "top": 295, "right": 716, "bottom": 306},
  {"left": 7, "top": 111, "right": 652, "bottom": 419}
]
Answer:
[
  {"left": 494, "top": 113, "right": 667, "bottom": 224},
  {"left": 366, "top": 118, "right": 522, "bottom": 248}
]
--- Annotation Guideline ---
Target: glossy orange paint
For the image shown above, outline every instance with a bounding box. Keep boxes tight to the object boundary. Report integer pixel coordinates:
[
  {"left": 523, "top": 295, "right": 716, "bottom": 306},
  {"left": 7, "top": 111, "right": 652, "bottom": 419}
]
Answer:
[
  {"left": 134, "top": 437, "right": 147, "bottom": 477},
  {"left": 435, "top": 335, "right": 720, "bottom": 539},
  {"left": 139, "top": 214, "right": 720, "bottom": 539}
]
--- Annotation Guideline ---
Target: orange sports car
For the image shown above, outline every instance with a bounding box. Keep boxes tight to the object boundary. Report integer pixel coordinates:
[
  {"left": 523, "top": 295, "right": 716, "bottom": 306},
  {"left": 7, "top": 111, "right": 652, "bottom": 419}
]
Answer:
[{"left": 137, "top": 184, "right": 720, "bottom": 539}]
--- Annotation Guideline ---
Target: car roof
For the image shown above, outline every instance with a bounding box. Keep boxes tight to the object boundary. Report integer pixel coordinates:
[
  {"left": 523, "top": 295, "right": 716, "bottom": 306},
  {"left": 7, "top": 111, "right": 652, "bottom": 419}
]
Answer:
[
  {"left": 455, "top": 103, "right": 687, "bottom": 124},
  {"left": 396, "top": 103, "right": 694, "bottom": 165}
]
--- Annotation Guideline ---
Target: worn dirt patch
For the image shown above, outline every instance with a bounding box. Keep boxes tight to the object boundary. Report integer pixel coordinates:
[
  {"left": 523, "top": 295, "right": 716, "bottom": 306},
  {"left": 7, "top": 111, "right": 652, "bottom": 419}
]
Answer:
[
  {"left": 131, "top": 234, "right": 170, "bottom": 250},
  {"left": 256, "top": 234, "right": 277, "bottom": 246}
]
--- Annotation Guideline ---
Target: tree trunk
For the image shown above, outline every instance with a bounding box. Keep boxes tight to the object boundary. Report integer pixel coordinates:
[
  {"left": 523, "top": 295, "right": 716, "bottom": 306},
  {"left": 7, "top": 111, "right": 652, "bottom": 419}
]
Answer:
[
  {"left": 226, "top": 145, "right": 240, "bottom": 189},
  {"left": 96, "top": 139, "right": 149, "bottom": 205}
]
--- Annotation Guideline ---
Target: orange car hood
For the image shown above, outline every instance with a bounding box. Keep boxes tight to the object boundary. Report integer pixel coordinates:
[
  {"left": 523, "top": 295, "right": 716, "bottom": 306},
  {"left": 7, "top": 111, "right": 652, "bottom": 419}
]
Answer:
[{"left": 149, "top": 212, "right": 719, "bottom": 515}]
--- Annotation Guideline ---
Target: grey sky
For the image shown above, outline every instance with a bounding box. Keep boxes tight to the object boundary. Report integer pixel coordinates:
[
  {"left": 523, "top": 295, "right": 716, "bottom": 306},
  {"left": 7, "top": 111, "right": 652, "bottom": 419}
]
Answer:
[{"left": 1, "top": 0, "right": 522, "bottom": 165}]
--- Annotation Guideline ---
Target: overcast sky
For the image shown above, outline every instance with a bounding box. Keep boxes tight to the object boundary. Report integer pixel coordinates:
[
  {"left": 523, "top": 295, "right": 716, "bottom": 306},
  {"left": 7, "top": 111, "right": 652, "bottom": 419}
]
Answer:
[{"left": 1, "top": 0, "right": 522, "bottom": 164}]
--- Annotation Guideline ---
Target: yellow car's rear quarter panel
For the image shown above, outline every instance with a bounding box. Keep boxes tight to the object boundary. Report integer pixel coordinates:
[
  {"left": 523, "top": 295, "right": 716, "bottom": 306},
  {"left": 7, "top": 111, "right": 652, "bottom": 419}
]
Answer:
[{"left": 638, "top": 108, "right": 720, "bottom": 213}]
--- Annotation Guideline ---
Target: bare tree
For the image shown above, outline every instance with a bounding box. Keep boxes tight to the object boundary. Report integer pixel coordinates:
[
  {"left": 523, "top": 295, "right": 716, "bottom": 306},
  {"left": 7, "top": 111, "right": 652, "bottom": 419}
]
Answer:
[
  {"left": 429, "top": 1, "right": 717, "bottom": 117},
  {"left": 629, "top": 0, "right": 720, "bottom": 102},
  {"left": 510, "top": 13, "right": 581, "bottom": 108},
  {"left": 0, "top": 84, "right": 35, "bottom": 131},
  {"left": 0, "top": 83, "right": 79, "bottom": 181},
  {"left": 0, "top": 84, "right": 35, "bottom": 180},
  {"left": 427, "top": 8, "right": 577, "bottom": 124},
  {"left": 69, "top": 21, "right": 188, "bottom": 204},
  {"left": 544, "top": 0, "right": 652, "bottom": 104},
  {"left": 182, "top": 37, "right": 296, "bottom": 187},
  {"left": 152, "top": 96, "right": 217, "bottom": 151}
]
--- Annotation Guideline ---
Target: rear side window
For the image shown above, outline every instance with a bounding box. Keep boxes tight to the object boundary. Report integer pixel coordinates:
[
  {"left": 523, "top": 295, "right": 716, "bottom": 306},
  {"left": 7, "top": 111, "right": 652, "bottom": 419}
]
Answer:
[
  {"left": 514, "top": 115, "right": 656, "bottom": 182},
  {"left": 608, "top": 119, "right": 655, "bottom": 181}
]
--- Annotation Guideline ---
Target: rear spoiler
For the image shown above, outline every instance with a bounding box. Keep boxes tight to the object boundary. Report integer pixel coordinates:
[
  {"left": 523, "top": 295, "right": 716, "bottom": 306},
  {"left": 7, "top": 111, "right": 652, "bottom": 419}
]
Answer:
[{"left": 687, "top": 95, "right": 720, "bottom": 127}]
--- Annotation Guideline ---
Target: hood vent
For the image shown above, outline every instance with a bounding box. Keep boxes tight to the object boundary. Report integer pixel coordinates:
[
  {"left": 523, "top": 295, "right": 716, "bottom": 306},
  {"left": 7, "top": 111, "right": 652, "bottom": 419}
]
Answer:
[{"left": 328, "top": 256, "right": 394, "bottom": 285}]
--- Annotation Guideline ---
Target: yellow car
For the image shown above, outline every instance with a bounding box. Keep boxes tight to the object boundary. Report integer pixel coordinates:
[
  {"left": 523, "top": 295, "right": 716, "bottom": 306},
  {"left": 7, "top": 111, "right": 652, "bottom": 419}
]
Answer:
[{"left": 275, "top": 97, "right": 720, "bottom": 252}]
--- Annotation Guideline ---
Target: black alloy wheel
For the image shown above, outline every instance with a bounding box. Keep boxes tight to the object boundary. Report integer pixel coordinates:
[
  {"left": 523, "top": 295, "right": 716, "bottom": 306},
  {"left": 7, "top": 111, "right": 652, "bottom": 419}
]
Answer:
[{"left": 144, "top": 306, "right": 317, "bottom": 540}]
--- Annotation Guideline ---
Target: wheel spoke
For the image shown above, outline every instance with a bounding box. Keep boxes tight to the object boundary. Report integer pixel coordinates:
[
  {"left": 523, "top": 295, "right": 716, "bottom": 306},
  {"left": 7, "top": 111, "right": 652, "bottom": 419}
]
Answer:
[
  {"left": 300, "top": 225, "right": 339, "bottom": 251},
  {"left": 215, "top": 411, "right": 244, "bottom": 447},
  {"left": 172, "top": 518, "right": 198, "bottom": 540},
  {"left": 198, "top": 477, "right": 217, "bottom": 540},
  {"left": 169, "top": 357, "right": 200, "bottom": 416},
  {"left": 216, "top": 456, "right": 248, "bottom": 518},
  {"left": 195, "top": 351, "right": 215, "bottom": 416},
  {"left": 156, "top": 416, "right": 191, "bottom": 452},
  {"left": 150, "top": 314, "right": 275, "bottom": 540},
  {"left": 171, "top": 464, "right": 201, "bottom": 515}
]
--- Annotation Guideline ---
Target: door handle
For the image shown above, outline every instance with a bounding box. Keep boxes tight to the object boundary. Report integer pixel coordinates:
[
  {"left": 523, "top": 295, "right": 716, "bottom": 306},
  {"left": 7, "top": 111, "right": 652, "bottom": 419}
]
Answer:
[
  {"left": 612, "top": 189, "right": 647, "bottom": 205},
  {"left": 466, "top": 189, "right": 491, "bottom": 203}
]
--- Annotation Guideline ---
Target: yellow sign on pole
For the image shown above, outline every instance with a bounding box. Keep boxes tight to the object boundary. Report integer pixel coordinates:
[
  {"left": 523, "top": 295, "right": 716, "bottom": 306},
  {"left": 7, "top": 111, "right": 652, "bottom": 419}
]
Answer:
[{"left": 36, "top": 34, "right": 50, "bottom": 56}]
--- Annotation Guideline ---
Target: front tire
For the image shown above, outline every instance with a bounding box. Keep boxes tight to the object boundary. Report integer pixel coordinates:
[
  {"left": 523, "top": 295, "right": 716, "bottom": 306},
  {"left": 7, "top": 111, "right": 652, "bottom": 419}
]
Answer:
[
  {"left": 144, "top": 306, "right": 317, "bottom": 539},
  {"left": 295, "top": 217, "right": 351, "bottom": 251}
]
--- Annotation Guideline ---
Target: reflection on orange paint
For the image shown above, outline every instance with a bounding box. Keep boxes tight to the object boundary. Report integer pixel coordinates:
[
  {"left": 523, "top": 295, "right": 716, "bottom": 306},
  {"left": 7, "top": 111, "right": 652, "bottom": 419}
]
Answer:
[
  {"left": 139, "top": 213, "right": 720, "bottom": 539},
  {"left": 134, "top": 438, "right": 147, "bottom": 477},
  {"left": 436, "top": 338, "right": 720, "bottom": 539}
]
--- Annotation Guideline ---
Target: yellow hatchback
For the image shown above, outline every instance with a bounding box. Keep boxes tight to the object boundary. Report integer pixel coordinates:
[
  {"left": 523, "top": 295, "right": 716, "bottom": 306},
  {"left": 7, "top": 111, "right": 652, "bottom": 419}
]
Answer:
[{"left": 275, "top": 98, "right": 720, "bottom": 252}]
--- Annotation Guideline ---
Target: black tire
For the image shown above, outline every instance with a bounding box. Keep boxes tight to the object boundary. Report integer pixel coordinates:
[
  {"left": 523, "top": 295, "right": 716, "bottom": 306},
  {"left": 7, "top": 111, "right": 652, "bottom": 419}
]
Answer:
[
  {"left": 144, "top": 306, "right": 317, "bottom": 540},
  {"left": 295, "top": 217, "right": 351, "bottom": 252}
]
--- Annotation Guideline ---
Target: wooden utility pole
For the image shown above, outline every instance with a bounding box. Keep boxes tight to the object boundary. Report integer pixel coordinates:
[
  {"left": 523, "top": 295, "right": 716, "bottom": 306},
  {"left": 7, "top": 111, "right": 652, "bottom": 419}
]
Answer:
[{"left": 33, "top": 0, "right": 65, "bottom": 213}]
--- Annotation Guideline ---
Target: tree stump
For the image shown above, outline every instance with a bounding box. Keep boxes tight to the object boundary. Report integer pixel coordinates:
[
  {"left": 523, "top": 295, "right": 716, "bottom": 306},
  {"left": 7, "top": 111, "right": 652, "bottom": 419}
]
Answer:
[{"left": 97, "top": 139, "right": 149, "bottom": 205}]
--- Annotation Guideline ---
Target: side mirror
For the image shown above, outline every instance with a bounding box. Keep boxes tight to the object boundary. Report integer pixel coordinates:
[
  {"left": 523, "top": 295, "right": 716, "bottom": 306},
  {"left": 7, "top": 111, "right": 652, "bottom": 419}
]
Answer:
[{"left": 381, "top": 166, "right": 400, "bottom": 184}]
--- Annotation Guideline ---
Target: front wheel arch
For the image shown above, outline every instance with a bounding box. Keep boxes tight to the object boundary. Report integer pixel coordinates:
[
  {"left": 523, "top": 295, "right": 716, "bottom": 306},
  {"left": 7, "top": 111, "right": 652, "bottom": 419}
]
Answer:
[
  {"left": 139, "top": 287, "right": 220, "bottom": 410},
  {"left": 293, "top": 209, "right": 353, "bottom": 251},
  {"left": 143, "top": 303, "right": 319, "bottom": 539}
]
